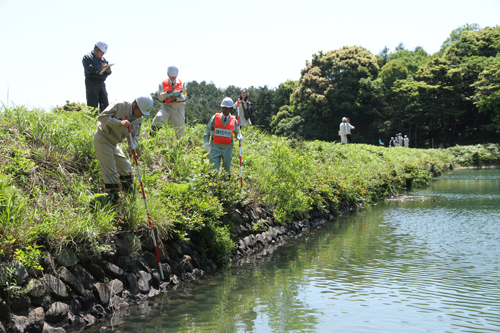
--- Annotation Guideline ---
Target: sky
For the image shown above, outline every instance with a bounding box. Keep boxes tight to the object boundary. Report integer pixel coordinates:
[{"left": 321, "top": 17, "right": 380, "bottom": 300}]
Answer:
[{"left": 0, "top": 0, "right": 499, "bottom": 110}]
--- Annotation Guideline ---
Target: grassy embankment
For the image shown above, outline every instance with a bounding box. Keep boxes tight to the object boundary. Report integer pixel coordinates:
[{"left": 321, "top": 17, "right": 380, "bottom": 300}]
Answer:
[{"left": 1, "top": 104, "right": 499, "bottom": 270}]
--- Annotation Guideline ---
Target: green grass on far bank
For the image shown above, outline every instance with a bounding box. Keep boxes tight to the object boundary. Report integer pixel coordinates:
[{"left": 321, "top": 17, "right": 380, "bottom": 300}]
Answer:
[{"left": 0, "top": 105, "right": 498, "bottom": 267}]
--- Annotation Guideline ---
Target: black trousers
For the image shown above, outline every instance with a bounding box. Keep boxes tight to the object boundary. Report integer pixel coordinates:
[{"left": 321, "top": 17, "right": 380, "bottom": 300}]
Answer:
[{"left": 85, "top": 78, "right": 109, "bottom": 112}]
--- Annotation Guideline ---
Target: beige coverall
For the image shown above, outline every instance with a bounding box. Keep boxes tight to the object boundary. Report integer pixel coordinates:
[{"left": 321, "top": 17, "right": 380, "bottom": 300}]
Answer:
[
  {"left": 93, "top": 100, "right": 142, "bottom": 185},
  {"left": 152, "top": 79, "right": 186, "bottom": 137}
]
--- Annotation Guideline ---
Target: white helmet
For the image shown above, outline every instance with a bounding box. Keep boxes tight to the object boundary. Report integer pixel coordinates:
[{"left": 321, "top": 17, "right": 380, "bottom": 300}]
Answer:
[
  {"left": 342, "top": 117, "right": 347, "bottom": 122},
  {"left": 221, "top": 97, "right": 234, "bottom": 108},
  {"left": 135, "top": 95, "right": 154, "bottom": 116},
  {"left": 167, "top": 66, "right": 179, "bottom": 77},
  {"left": 95, "top": 41, "right": 108, "bottom": 53}
]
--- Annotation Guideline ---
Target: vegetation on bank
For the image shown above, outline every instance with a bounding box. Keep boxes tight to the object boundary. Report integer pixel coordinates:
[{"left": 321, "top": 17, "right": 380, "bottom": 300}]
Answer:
[{"left": 1, "top": 106, "right": 498, "bottom": 272}]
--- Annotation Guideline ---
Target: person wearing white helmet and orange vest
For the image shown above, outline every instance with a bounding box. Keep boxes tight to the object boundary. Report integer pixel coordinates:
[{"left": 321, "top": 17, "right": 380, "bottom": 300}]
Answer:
[
  {"left": 93, "top": 95, "right": 154, "bottom": 204},
  {"left": 203, "top": 97, "right": 243, "bottom": 176},
  {"left": 151, "top": 65, "right": 187, "bottom": 138},
  {"left": 82, "top": 41, "right": 112, "bottom": 112}
]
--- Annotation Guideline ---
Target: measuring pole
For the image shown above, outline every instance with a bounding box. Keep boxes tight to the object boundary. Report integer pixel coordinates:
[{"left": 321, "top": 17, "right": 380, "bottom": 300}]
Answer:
[
  {"left": 237, "top": 98, "right": 243, "bottom": 192},
  {"left": 126, "top": 117, "right": 164, "bottom": 280}
]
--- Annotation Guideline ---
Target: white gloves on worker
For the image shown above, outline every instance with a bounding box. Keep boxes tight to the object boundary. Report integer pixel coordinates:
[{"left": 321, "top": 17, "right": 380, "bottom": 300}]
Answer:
[
  {"left": 204, "top": 142, "right": 210, "bottom": 152},
  {"left": 237, "top": 133, "right": 243, "bottom": 143}
]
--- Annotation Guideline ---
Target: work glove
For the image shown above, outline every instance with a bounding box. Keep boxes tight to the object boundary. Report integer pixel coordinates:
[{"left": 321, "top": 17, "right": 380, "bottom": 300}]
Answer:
[
  {"left": 204, "top": 142, "right": 210, "bottom": 152},
  {"left": 237, "top": 134, "right": 243, "bottom": 143}
]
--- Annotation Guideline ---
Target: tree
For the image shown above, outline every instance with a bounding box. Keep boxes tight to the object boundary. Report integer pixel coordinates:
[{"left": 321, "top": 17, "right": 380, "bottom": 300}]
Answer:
[
  {"left": 379, "top": 60, "right": 408, "bottom": 88},
  {"left": 387, "top": 48, "right": 429, "bottom": 75},
  {"left": 439, "top": 23, "right": 481, "bottom": 54},
  {"left": 472, "top": 56, "right": 500, "bottom": 132},
  {"left": 291, "top": 46, "right": 379, "bottom": 141}
]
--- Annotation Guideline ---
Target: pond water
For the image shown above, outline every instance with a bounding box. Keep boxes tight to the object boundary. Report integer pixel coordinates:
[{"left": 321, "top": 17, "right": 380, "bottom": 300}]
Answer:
[{"left": 88, "top": 169, "right": 500, "bottom": 333}]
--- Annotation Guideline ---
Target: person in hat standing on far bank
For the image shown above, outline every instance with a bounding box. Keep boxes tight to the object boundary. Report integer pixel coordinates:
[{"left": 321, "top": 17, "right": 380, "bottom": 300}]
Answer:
[
  {"left": 346, "top": 117, "right": 355, "bottom": 142},
  {"left": 151, "top": 65, "right": 187, "bottom": 138},
  {"left": 203, "top": 97, "right": 243, "bottom": 176},
  {"left": 82, "top": 41, "right": 112, "bottom": 112},
  {"left": 93, "top": 95, "right": 154, "bottom": 204},
  {"left": 339, "top": 117, "right": 348, "bottom": 144}
]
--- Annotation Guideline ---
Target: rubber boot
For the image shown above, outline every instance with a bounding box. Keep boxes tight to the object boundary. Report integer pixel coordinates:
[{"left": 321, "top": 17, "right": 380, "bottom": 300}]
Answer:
[
  {"left": 119, "top": 175, "right": 134, "bottom": 195},
  {"left": 104, "top": 183, "right": 120, "bottom": 205},
  {"left": 150, "top": 125, "right": 161, "bottom": 137}
]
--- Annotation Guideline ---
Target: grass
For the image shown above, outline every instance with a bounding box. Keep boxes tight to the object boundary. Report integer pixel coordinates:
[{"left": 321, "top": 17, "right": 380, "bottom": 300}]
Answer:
[{"left": 0, "top": 104, "right": 497, "bottom": 265}]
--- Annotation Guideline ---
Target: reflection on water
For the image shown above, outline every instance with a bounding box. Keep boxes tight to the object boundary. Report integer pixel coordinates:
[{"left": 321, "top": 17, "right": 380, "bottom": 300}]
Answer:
[{"left": 88, "top": 169, "right": 500, "bottom": 332}]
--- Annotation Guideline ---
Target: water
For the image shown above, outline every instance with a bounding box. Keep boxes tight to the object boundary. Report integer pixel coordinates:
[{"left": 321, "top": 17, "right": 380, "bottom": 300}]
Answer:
[{"left": 88, "top": 169, "right": 500, "bottom": 333}]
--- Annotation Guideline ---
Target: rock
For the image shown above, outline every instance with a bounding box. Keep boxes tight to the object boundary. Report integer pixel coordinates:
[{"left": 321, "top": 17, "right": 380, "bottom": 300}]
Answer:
[
  {"left": 114, "top": 237, "right": 131, "bottom": 256},
  {"left": 67, "top": 315, "right": 86, "bottom": 330},
  {"left": 169, "top": 274, "right": 180, "bottom": 286},
  {"left": 41, "top": 253, "right": 56, "bottom": 275},
  {"left": 166, "top": 242, "right": 183, "bottom": 260},
  {"left": 11, "top": 261, "right": 29, "bottom": 286},
  {"left": 0, "top": 321, "right": 5, "bottom": 333},
  {"left": 229, "top": 210, "right": 244, "bottom": 224},
  {"left": 10, "top": 293, "right": 31, "bottom": 312},
  {"left": 124, "top": 273, "right": 139, "bottom": 295},
  {"left": 76, "top": 290, "right": 95, "bottom": 311},
  {"left": 81, "top": 313, "right": 96, "bottom": 327},
  {"left": 30, "top": 294, "right": 52, "bottom": 312},
  {"left": 45, "top": 274, "right": 69, "bottom": 300},
  {"left": 169, "top": 261, "right": 180, "bottom": 275},
  {"left": 0, "top": 297, "right": 10, "bottom": 320},
  {"left": 108, "top": 279, "right": 124, "bottom": 297},
  {"left": 45, "top": 302, "right": 69, "bottom": 324},
  {"left": 71, "top": 265, "right": 95, "bottom": 290},
  {"left": 89, "top": 304, "right": 106, "bottom": 319},
  {"left": 26, "top": 307, "right": 45, "bottom": 333},
  {"left": 116, "top": 256, "right": 139, "bottom": 273},
  {"left": 27, "top": 279, "right": 49, "bottom": 298},
  {"left": 0, "top": 264, "right": 8, "bottom": 286},
  {"left": 151, "top": 270, "right": 161, "bottom": 289},
  {"left": 134, "top": 257, "right": 151, "bottom": 273},
  {"left": 182, "top": 272, "right": 195, "bottom": 283},
  {"left": 137, "top": 271, "right": 151, "bottom": 294},
  {"left": 59, "top": 267, "right": 85, "bottom": 296},
  {"left": 42, "top": 322, "right": 66, "bottom": 332},
  {"left": 8, "top": 314, "right": 28, "bottom": 333},
  {"left": 142, "top": 251, "right": 159, "bottom": 269},
  {"left": 109, "top": 296, "right": 129, "bottom": 312},
  {"left": 243, "top": 235, "right": 254, "bottom": 249},
  {"left": 180, "top": 255, "right": 194, "bottom": 273},
  {"left": 69, "top": 298, "right": 81, "bottom": 314},
  {"left": 87, "top": 263, "right": 106, "bottom": 281},
  {"left": 148, "top": 289, "right": 160, "bottom": 298},
  {"left": 100, "top": 261, "right": 124, "bottom": 278},
  {"left": 237, "top": 239, "right": 246, "bottom": 251},
  {"left": 248, "top": 207, "right": 259, "bottom": 220},
  {"left": 160, "top": 262, "right": 171, "bottom": 278},
  {"left": 158, "top": 247, "right": 171, "bottom": 264},
  {"left": 176, "top": 240, "right": 192, "bottom": 256},
  {"left": 92, "top": 282, "right": 110, "bottom": 306},
  {"left": 55, "top": 248, "right": 78, "bottom": 268}
]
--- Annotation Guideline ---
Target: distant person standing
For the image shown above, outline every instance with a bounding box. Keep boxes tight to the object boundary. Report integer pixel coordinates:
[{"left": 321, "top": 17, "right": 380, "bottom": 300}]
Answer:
[
  {"left": 234, "top": 89, "right": 253, "bottom": 127},
  {"left": 82, "top": 41, "right": 112, "bottom": 112},
  {"left": 389, "top": 137, "right": 395, "bottom": 147},
  {"left": 339, "top": 117, "right": 348, "bottom": 144},
  {"left": 404, "top": 135, "right": 409, "bottom": 148},
  {"left": 346, "top": 117, "right": 355, "bottom": 142},
  {"left": 151, "top": 66, "right": 187, "bottom": 138}
]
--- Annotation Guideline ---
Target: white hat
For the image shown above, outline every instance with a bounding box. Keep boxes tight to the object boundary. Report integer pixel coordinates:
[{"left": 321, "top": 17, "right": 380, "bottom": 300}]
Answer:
[
  {"left": 221, "top": 97, "right": 234, "bottom": 108},
  {"left": 167, "top": 66, "right": 179, "bottom": 77},
  {"left": 135, "top": 95, "right": 154, "bottom": 116},
  {"left": 342, "top": 117, "right": 347, "bottom": 122},
  {"left": 95, "top": 41, "right": 108, "bottom": 53}
]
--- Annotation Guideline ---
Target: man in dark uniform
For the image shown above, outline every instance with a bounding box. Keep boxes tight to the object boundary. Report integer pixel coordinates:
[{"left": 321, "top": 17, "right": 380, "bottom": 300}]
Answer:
[{"left": 82, "top": 41, "right": 111, "bottom": 112}]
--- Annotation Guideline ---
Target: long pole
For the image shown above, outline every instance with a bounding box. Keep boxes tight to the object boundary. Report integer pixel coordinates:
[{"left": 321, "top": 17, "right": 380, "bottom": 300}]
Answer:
[
  {"left": 237, "top": 98, "right": 243, "bottom": 192},
  {"left": 126, "top": 117, "right": 164, "bottom": 280}
]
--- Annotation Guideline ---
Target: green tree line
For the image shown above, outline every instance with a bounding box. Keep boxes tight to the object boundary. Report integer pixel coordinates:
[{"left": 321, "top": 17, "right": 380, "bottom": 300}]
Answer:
[{"left": 150, "top": 24, "right": 499, "bottom": 148}]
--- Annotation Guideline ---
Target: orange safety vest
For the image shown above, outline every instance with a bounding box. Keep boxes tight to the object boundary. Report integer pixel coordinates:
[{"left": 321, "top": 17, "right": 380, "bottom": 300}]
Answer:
[
  {"left": 162, "top": 79, "right": 183, "bottom": 104},
  {"left": 213, "top": 113, "right": 235, "bottom": 145}
]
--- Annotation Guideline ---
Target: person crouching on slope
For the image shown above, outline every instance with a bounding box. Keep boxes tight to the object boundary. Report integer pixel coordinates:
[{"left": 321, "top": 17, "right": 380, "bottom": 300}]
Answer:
[
  {"left": 93, "top": 95, "right": 154, "bottom": 204},
  {"left": 203, "top": 97, "right": 243, "bottom": 176}
]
